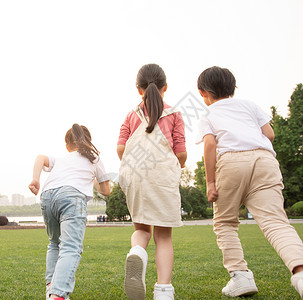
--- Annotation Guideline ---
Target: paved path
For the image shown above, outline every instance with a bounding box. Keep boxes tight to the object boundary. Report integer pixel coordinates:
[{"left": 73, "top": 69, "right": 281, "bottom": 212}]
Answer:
[
  {"left": 1, "top": 219, "right": 303, "bottom": 230},
  {"left": 182, "top": 219, "right": 303, "bottom": 226}
]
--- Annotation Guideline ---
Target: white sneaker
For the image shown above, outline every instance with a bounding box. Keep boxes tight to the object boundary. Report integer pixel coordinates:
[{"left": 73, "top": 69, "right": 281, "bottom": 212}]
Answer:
[
  {"left": 154, "top": 283, "right": 175, "bottom": 300},
  {"left": 222, "top": 270, "right": 258, "bottom": 297},
  {"left": 291, "top": 271, "right": 303, "bottom": 298},
  {"left": 46, "top": 284, "right": 51, "bottom": 300},
  {"left": 124, "top": 245, "right": 148, "bottom": 300}
]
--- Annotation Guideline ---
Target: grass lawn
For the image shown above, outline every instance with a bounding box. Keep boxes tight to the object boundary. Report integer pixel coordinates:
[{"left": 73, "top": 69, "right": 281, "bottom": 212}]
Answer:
[{"left": 1, "top": 224, "right": 302, "bottom": 299}]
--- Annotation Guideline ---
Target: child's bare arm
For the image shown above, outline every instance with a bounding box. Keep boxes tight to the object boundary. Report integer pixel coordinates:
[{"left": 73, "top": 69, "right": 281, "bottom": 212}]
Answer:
[
  {"left": 117, "top": 145, "right": 125, "bottom": 160},
  {"left": 28, "top": 155, "right": 49, "bottom": 195},
  {"left": 204, "top": 134, "right": 218, "bottom": 202},
  {"left": 176, "top": 151, "right": 187, "bottom": 168},
  {"left": 261, "top": 123, "right": 275, "bottom": 143},
  {"left": 94, "top": 179, "right": 111, "bottom": 197}
]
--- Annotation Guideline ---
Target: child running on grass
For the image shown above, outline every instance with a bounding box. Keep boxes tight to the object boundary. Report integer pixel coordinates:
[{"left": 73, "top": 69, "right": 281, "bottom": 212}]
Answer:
[
  {"left": 29, "top": 124, "right": 110, "bottom": 300},
  {"left": 196, "top": 66, "right": 303, "bottom": 298},
  {"left": 117, "top": 63, "right": 187, "bottom": 300}
]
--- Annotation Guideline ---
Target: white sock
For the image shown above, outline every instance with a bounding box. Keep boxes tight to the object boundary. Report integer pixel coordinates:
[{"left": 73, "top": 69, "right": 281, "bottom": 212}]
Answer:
[
  {"left": 129, "top": 245, "right": 148, "bottom": 260},
  {"left": 155, "top": 283, "right": 174, "bottom": 289}
]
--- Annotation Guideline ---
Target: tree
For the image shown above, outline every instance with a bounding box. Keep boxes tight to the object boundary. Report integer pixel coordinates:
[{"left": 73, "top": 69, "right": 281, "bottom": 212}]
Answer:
[
  {"left": 180, "top": 185, "right": 192, "bottom": 215},
  {"left": 180, "top": 167, "right": 194, "bottom": 187},
  {"left": 93, "top": 188, "right": 106, "bottom": 203},
  {"left": 180, "top": 185, "right": 208, "bottom": 218},
  {"left": 287, "top": 84, "right": 303, "bottom": 205},
  {"left": 271, "top": 84, "right": 303, "bottom": 207},
  {"left": 179, "top": 167, "right": 208, "bottom": 218},
  {"left": 105, "top": 183, "right": 130, "bottom": 221},
  {"left": 194, "top": 157, "right": 207, "bottom": 200},
  {"left": 187, "top": 186, "right": 207, "bottom": 217}
]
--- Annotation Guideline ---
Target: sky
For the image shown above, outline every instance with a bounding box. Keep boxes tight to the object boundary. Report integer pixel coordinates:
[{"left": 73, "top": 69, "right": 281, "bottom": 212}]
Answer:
[{"left": 0, "top": 0, "right": 303, "bottom": 199}]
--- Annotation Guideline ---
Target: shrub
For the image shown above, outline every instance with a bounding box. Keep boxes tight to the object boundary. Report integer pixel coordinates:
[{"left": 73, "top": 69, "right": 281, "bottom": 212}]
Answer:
[
  {"left": 205, "top": 207, "right": 213, "bottom": 218},
  {"left": 105, "top": 183, "right": 130, "bottom": 221},
  {"left": 239, "top": 207, "right": 248, "bottom": 219},
  {"left": 284, "top": 207, "right": 292, "bottom": 217},
  {"left": 0, "top": 216, "right": 8, "bottom": 226},
  {"left": 290, "top": 201, "right": 303, "bottom": 216},
  {"left": 180, "top": 186, "right": 208, "bottom": 218}
]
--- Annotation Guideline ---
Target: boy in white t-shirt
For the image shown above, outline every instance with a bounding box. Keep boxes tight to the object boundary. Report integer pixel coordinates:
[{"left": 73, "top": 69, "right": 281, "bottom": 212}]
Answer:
[{"left": 196, "top": 66, "right": 303, "bottom": 298}]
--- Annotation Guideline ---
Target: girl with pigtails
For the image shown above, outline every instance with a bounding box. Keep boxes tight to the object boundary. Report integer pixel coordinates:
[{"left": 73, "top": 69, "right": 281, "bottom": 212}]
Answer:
[
  {"left": 117, "top": 63, "right": 187, "bottom": 300},
  {"left": 29, "top": 124, "right": 110, "bottom": 300}
]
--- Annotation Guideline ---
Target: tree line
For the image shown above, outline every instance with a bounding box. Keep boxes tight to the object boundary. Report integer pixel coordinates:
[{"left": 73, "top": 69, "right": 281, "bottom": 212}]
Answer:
[
  {"left": 100, "top": 84, "right": 303, "bottom": 221},
  {"left": 271, "top": 84, "right": 303, "bottom": 209}
]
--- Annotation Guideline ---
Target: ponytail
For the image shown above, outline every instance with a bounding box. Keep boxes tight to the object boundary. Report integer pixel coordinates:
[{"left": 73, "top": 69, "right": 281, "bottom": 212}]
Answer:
[
  {"left": 136, "top": 64, "right": 167, "bottom": 133},
  {"left": 65, "top": 124, "right": 99, "bottom": 163},
  {"left": 143, "top": 83, "right": 164, "bottom": 133}
]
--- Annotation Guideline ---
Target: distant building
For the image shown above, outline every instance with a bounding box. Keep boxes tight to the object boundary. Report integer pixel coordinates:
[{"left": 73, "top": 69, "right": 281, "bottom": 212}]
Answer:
[
  {"left": 25, "top": 196, "right": 37, "bottom": 205},
  {"left": 0, "top": 195, "right": 10, "bottom": 206},
  {"left": 11, "top": 194, "right": 25, "bottom": 206}
]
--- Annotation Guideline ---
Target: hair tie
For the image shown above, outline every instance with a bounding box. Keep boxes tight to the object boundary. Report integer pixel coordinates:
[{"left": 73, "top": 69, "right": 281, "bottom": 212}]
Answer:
[{"left": 148, "top": 81, "right": 155, "bottom": 85}]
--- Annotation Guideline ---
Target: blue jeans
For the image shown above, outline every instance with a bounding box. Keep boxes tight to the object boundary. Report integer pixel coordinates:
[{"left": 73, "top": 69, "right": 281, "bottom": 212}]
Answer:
[{"left": 41, "top": 186, "right": 87, "bottom": 298}]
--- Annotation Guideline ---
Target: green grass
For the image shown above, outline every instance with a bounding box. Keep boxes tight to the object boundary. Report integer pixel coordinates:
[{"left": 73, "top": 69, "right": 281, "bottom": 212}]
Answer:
[
  {"left": 0, "top": 224, "right": 302, "bottom": 299},
  {"left": 0, "top": 203, "right": 106, "bottom": 217}
]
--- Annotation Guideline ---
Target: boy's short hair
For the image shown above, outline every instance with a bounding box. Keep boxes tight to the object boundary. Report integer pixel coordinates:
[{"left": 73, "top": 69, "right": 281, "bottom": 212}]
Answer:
[{"left": 197, "top": 66, "right": 236, "bottom": 100}]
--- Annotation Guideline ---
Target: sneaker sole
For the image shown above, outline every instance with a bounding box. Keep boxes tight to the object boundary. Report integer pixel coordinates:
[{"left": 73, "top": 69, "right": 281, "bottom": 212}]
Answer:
[
  {"left": 124, "top": 254, "right": 145, "bottom": 300},
  {"left": 291, "top": 274, "right": 303, "bottom": 299},
  {"left": 223, "top": 286, "right": 258, "bottom": 297}
]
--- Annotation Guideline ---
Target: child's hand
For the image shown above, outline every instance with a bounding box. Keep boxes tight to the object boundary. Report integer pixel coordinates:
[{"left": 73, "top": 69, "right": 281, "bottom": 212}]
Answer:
[
  {"left": 29, "top": 179, "right": 40, "bottom": 195},
  {"left": 207, "top": 182, "right": 218, "bottom": 202}
]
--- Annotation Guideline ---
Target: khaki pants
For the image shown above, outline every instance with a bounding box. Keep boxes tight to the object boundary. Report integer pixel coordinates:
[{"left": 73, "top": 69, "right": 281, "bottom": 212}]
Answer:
[{"left": 213, "top": 149, "right": 303, "bottom": 273}]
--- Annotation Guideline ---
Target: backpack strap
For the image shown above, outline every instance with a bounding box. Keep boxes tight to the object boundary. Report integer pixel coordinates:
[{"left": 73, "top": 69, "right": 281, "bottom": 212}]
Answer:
[
  {"left": 133, "top": 105, "right": 179, "bottom": 121},
  {"left": 160, "top": 107, "right": 179, "bottom": 119},
  {"left": 133, "top": 105, "right": 145, "bottom": 122}
]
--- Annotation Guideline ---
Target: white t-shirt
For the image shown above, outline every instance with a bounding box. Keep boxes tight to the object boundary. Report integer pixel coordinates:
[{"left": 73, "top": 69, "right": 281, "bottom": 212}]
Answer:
[
  {"left": 42, "top": 151, "right": 110, "bottom": 200},
  {"left": 196, "top": 98, "right": 276, "bottom": 158}
]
